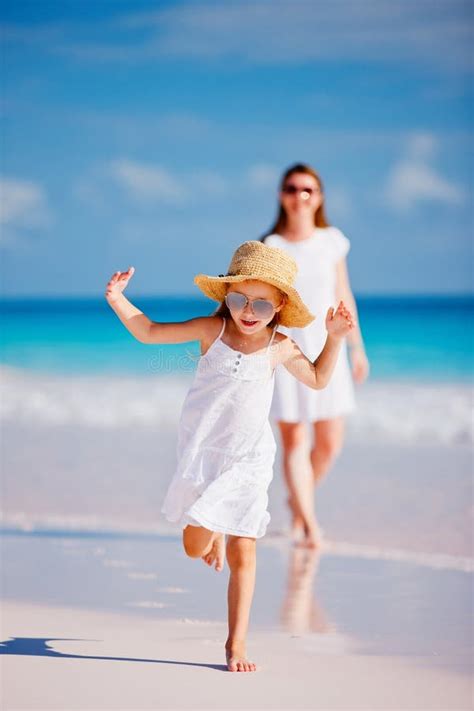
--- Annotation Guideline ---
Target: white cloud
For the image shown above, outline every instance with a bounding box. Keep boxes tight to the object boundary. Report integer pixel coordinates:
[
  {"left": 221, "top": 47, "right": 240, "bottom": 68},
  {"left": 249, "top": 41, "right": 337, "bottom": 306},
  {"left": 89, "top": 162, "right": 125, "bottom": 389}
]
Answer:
[
  {"left": 3, "top": 1, "right": 471, "bottom": 70},
  {"left": 110, "top": 2, "right": 471, "bottom": 70},
  {"left": 407, "top": 133, "right": 437, "bottom": 161},
  {"left": 109, "top": 159, "right": 187, "bottom": 205},
  {"left": 88, "top": 156, "right": 358, "bottom": 221},
  {"left": 384, "top": 133, "right": 467, "bottom": 211},
  {"left": 106, "top": 159, "right": 231, "bottom": 207},
  {"left": 189, "top": 170, "right": 229, "bottom": 196},
  {"left": 0, "top": 177, "right": 52, "bottom": 244},
  {"left": 246, "top": 164, "right": 280, "bottom": 190}
]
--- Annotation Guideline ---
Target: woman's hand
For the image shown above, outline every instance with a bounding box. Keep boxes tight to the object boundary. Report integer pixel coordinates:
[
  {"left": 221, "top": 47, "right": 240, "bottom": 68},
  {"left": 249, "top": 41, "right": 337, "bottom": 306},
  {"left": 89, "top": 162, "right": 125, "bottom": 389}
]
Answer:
[
  {"left": 325, "top": 300, "right": 355, "bottom": 339},
  {"left": 350, "top": 346, "right": 370, "bottom": 384},
  {"left": 105, "top": 266, "right": 135, "bottom": 303}
]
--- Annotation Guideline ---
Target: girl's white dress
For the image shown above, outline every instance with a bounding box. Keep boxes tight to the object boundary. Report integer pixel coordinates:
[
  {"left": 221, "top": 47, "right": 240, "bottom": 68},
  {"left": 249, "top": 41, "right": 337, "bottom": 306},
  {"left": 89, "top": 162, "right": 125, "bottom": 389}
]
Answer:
[
  {"left": 264, "top": 227, "right": 356, "bottom": 422},
  {"left": 161, "top": 317, "right": 279, "bottom": 538}
]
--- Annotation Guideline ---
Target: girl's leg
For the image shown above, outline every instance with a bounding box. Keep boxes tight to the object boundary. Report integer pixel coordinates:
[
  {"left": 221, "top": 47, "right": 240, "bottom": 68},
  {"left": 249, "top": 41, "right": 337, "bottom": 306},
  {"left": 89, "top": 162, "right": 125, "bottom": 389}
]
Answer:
[
  {"left": 310, "top": 417, "right": 345, "bottom": 486},
  {"left": 182, "top": 525, "right": 225, "bottom": 571},
  {"left": 277, "top": 421, "right": 320, "bottom": 547},
  {"left": 225, "top": 535, "right": 257, "bottom": 672}
]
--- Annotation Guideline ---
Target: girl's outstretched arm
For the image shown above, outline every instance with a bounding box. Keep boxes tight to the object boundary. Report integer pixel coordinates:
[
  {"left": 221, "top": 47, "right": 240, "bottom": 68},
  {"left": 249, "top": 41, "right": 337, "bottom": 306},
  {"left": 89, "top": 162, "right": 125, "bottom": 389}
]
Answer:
[
  {"left": 105, "top": 266, "right": 209, "bottom": 345},
  {"left": 277, "top": 300, "right": 355, "bottom": 390}
]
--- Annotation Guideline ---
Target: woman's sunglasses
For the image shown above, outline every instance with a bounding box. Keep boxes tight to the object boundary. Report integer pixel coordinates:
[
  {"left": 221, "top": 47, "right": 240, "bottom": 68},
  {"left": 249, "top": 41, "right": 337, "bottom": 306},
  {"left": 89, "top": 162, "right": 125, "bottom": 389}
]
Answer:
[
  {"left": 225, "top": 291, "right": 280, "bottom": 320},
  {"left": 281, "top": 184, "right": 320, "bottom": 196}
]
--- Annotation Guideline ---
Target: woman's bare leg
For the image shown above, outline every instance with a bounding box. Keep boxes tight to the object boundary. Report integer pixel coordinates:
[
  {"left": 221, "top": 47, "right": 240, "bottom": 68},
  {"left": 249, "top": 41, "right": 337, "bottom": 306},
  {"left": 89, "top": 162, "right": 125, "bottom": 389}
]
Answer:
[
  {"left": 310, "top": 417, "right": 345, "bottom": 487},
  {"left": 277, "top": 421, "right": 321, "bottom": 547},
  {"left": 182, "top": 525, "right": 225, "bottom": 571},
  {"left": 225, "top": 535, "right": 257, "bottom": 672}
]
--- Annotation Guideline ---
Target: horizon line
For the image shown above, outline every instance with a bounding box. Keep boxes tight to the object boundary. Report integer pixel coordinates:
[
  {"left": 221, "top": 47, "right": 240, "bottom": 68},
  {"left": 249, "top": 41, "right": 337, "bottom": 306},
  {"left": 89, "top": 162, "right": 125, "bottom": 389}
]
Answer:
[{"left": 1, "top": 291, "right": 473, "bottom": 302}]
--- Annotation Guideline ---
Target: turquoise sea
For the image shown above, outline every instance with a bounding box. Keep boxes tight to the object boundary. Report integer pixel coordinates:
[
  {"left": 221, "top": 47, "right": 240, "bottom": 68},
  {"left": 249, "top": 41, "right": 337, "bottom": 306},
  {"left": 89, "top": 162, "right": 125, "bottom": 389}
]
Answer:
[{"left": 1, "top": 294, "right": 473, "bottom": 381}]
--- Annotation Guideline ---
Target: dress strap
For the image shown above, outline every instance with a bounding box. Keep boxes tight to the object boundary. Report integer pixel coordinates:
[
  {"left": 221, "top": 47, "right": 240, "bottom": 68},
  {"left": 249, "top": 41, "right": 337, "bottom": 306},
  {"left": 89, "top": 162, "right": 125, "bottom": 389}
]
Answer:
[
  {"left": 204, "top": 317, "right": 226, "bottom": 356},
  {"left": 265, "top": 324, "right": 278, "bottom": 353},
  {"left": 218, "top": 317, "right": 226, "bottom": 340}
]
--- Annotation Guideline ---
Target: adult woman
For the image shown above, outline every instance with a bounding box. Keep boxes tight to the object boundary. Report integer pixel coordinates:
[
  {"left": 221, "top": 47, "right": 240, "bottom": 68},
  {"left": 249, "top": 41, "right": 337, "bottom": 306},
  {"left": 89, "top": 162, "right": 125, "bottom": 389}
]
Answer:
[{"left": 262, "top": 163, "right": 369, "bottom": 547}]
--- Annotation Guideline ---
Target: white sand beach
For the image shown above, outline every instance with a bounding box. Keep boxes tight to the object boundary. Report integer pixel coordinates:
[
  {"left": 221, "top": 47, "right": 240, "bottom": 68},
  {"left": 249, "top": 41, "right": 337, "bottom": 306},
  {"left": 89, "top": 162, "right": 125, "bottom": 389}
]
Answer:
[
  {"left": 2, "top": 599, "right": 471, "bottom": 711},
  {"left": 1, "top": 534, "right": 472, "bottom": 710},
  {"left": 1, "top": 370, "right": 473, "bottom": 708}
]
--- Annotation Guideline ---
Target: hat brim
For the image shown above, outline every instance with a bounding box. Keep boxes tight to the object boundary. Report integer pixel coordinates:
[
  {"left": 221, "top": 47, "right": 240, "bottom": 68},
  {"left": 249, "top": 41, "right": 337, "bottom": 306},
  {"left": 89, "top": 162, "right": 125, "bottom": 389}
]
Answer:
[{"left": 194, "top": 273, "right": 315, "bottom": 328}]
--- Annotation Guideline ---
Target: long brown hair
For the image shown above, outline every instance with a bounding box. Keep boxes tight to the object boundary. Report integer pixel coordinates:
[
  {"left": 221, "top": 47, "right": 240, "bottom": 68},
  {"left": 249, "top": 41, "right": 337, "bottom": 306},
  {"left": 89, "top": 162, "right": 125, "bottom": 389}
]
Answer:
[{"left": 260, "top": 163, "right": 331, "bottom": 241}]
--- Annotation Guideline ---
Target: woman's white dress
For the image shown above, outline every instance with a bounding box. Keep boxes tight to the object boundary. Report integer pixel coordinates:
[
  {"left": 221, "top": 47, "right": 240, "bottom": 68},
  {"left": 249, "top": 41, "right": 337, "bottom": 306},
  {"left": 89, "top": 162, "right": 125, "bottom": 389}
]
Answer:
[{"left": 264, "top": 227, "right": 356, "bottom": 422}]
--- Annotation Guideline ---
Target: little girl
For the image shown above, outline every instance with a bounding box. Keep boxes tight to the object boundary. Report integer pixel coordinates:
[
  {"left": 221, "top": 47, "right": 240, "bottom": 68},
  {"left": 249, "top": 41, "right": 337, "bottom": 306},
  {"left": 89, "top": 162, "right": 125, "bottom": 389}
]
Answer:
[{"left": 105, "top": 240, "right": 354, "bottom": 673}]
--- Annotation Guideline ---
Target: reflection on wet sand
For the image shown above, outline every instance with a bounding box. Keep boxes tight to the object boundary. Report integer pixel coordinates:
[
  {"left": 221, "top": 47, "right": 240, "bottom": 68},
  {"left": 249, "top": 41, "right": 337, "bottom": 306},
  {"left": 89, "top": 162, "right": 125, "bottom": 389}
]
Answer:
[{"left": 280, "top": 547, "right": 336, "bottom": 635}]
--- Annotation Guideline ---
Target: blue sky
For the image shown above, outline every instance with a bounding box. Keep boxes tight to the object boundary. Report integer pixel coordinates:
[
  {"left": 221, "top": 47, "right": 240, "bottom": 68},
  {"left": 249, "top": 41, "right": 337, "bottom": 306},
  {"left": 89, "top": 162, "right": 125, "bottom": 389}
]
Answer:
[{"left": 1, "top": 0, "right": 472, "bottom": 297}]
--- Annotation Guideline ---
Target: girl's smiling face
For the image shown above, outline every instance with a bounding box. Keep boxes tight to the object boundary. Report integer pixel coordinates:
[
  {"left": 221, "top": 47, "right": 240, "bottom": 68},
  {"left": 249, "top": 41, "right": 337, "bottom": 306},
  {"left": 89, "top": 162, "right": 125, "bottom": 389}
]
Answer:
[{"left": 225, "top": 280, "right": 285, "bottom": 333}]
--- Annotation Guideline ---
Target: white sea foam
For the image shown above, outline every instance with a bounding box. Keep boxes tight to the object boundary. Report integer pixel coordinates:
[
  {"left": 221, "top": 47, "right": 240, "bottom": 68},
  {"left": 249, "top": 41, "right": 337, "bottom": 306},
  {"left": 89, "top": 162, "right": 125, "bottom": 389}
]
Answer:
[
  {"left": 127, "top": 572, "right": 159, "bottom": 580},
  {"left": 321, "top": 540, "right": 474, "bottom": 573},
  {"left": 0, "top": 365, "right": 191, "bottom": 429},
  {"left": 0, "top": 365, "right": 471, "bottom": 445},
  {"left": 178, "top": 618, "right": 222, "bottom": 625},
  {"left": 126, "top": 601, "right": 173, "bottom": 609},
  {"left": 0, "top": 511, "right": 173, "bottom": 536},
  {"left": 103, "top": 559, "right": 133, "bottom": 568},
  {"left": 260, "top": 535, "right": 474, "bottom": 573},
  {"left": 1, "top": 514, "right": 472, "bottom": 574}
]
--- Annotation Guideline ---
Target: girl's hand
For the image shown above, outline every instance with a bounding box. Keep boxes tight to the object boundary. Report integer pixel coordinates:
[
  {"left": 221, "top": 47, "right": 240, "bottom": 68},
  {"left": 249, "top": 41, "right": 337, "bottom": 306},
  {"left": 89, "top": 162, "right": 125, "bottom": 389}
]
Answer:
[
  {"left": 105, "top": 266, "right": 135, "bottom": 303},
  {"left": 325, "top": 300, "right": 355, "bottom": 339}
]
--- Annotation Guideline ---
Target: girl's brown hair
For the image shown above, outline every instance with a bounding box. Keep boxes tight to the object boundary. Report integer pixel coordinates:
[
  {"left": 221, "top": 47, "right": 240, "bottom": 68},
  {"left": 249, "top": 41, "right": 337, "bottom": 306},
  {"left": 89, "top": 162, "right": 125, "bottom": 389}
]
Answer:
[{"left": 260, "top": 163, "right": 331, "bottom": 241}]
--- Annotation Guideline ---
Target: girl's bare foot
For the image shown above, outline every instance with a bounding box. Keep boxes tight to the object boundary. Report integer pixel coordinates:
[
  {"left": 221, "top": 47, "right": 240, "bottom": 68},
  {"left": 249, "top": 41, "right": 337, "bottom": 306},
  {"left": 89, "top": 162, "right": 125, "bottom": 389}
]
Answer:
[
  {"left": 225, "top": 643, "right": 257, "bottom": 672},
  {"left": 202, "top": 533, "right": 225, "bottom": 571}
]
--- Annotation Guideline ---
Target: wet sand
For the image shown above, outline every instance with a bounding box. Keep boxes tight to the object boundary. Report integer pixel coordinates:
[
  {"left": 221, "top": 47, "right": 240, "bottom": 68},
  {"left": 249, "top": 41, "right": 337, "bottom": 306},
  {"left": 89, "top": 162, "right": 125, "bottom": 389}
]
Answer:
[
  {"left": 1, "top": 533, "right": 472, "bottom": 710},
  {"left": 2, "top": 419, "right": 472, "bottom": 559}
]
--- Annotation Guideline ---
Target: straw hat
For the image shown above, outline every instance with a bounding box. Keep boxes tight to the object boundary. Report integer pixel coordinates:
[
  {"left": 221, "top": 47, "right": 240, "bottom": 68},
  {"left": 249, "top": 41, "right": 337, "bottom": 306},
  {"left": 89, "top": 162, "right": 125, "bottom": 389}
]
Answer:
[{"left": 194, "top": 240, "right": 315, "bottom": 328}]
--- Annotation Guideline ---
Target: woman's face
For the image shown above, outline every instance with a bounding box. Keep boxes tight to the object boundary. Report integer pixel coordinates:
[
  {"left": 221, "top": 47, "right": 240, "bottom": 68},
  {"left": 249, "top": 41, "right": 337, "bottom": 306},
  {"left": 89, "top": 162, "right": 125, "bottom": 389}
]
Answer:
[
  {"left": 226, "top": 280, "right": 285, "bottom": 334},
  {"left": 279, "top": 172, "right": 322, "bottom": 218}
]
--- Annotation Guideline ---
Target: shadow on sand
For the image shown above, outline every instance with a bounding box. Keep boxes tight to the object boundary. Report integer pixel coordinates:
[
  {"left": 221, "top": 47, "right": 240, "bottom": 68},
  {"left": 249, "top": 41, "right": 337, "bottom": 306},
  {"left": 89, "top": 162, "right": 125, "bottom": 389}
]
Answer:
[{"left": 0, "top": 637, "right": 228, "bottom": 672}]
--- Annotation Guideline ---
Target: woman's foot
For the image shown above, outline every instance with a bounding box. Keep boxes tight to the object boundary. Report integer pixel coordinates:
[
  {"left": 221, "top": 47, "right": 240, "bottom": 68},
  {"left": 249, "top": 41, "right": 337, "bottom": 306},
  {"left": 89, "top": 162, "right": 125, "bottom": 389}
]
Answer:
[
  {"left": 291, "top": 514, "right": 305, "bottom": 542},
  {"left": 287, "top": 497, "right": 305, "bottom": 541},
  {"left": 287, "top": 497, "right": 323, "bottom": 548},
  {"left": 202, "top": 533, "right": 225, "bottom": 571},
  {"left": 225, "top": 643, "right": 257, "bottom": 672},
  {"left": 298, "top": 521, "right": 323, "bottom": 549}
]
